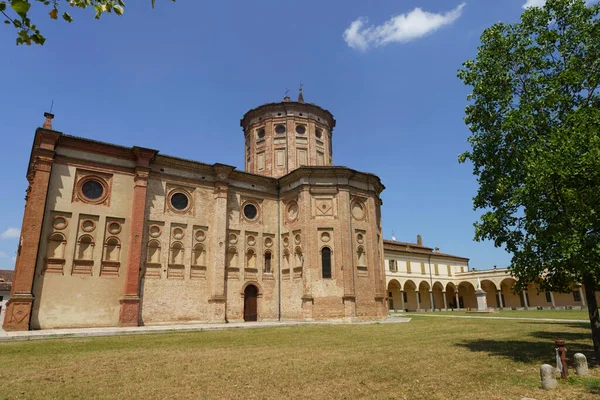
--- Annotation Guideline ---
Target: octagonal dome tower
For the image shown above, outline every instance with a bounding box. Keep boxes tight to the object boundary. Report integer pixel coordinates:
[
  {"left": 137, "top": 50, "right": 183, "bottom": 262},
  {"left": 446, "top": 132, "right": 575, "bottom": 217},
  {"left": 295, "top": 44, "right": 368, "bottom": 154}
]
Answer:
[{"left": 240, "top": 88, "right": 336, "bottom": 178}]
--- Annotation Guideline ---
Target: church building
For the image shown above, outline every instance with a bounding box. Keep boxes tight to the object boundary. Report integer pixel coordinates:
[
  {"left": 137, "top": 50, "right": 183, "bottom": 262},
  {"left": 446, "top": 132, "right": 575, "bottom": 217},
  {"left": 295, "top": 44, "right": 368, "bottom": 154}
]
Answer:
[{"left": 3, "top": 91, "right": 388, "bottom": 331}]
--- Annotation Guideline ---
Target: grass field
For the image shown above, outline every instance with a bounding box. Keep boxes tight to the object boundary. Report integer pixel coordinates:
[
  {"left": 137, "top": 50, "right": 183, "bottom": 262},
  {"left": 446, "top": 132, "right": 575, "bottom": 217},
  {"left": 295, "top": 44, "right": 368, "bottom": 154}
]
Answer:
[
  {"left": 0, "top": 315, "right": 598, "bottom": 399},
  {"left": 402, "top": 309, "right": 590, "bottom": 320}
]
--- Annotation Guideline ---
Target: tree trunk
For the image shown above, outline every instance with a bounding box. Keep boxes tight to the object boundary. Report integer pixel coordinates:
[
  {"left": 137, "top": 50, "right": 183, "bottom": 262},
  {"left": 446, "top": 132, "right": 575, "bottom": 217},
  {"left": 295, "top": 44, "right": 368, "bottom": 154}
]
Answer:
[{"left": 583, "top": 272, "right": 600, "bottom": 366}]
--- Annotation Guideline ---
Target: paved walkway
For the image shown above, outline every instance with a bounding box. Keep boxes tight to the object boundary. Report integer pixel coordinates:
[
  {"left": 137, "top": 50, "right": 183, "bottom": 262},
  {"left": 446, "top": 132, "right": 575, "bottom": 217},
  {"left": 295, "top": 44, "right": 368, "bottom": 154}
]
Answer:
[
  {"left": 407, "top": 313, "right": 588, "bottom": 323},
  {"left": 0, "top": 317, "right": 411, "bottom": 342}
]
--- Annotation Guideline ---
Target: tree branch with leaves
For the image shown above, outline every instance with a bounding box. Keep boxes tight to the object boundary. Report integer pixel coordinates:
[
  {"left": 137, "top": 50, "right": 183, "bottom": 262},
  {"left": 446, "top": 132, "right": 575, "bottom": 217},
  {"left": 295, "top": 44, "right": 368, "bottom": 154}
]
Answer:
[{"left": 1, "top": 0, "right": 174, "bottom": 45}]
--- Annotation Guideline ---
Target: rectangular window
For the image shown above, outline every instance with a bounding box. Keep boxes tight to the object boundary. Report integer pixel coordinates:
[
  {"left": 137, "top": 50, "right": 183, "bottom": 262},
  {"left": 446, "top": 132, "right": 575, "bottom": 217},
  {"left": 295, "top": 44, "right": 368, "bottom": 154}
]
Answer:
[
  {"left": 434, "top": 264, "right": 439, "bottom": 276},
  {"left": 389, "top": 259, "right": 396, "bottom": 272},
  {"left": 257, "top": 152, "right": 265, "bottom": 171},
  {"left": 447, "top": 265, "right": 452, "bottom": 276},
  {"left": 388, "top": 291, "right": 393, "bottom": 298},
  {"left": 297, "top": 149, "right": 308, "bottom": 166},
  {"left": 545, "top": 291, "right": 552, "bottom": 303},
  {"left": 264, "top": 253, "right": 272, "bottom": 273},
  {"left": 317, "top": 151, "right": 324, "bottom": 166},
  {"left": 573, "top": 290, "right": 581, "bottom": 302},
  {"left": 406, "top": 260, "right": 411, "bottom": 274},
  {"left": 276, "top": 150, "right": 285, "bottom": 168},
  {"left": 421, "top": 262, "right": 426, "bottom": 275},
  {"left": 0, "top": 296, "right": 3, "bottom": 301},
  {"left": 461, "top": 266, "right": 465, "bottom": 273}
]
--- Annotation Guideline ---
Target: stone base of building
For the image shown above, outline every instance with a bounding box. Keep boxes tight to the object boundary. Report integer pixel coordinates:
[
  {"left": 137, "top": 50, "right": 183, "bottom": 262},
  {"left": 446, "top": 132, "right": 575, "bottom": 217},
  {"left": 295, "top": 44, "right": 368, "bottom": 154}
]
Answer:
[
  {"left": 119, "top": 295, "right": 141, "bottom": 327},
  {"left": 2, "top": 294, "right": 34, "bottom": 331}
]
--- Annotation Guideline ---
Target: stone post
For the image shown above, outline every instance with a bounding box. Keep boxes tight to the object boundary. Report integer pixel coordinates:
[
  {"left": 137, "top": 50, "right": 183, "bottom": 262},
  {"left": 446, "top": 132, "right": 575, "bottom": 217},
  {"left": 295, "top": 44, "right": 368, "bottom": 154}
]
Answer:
[
  {"left": 573, "top": 353, "right": 588, "bottom": 375},
  {"left": 3, "top": 129, "right": 61, "bottom": 331},
  {"left": 497, "top": 289, "right": 504, "bottom": 309},
  {"left": 429, "top": 290, "right": 435, "bottom": 311},
  {"left": 416, "top": 291, "right": 421, "bottom": 311},
  {"left": 400, "top": 290, "right": 405, "bottom": 311},
  {"left": 455, "top": 292, "right": 460, "bottom": 309},
  {"left": 540, "top": 364, "right": 557, "bottom": 390},
  {"left": 119, "top": 147, "right": 156, "bottom": 327},
  {"left": 549, "top": 291, "right": 556, "bottom": 308},
  {"left": 442, "top": 291, "right": 448, "bottom": 310},
  {"left": 475, "top": 288, "right": 488, "bottom": 311}
]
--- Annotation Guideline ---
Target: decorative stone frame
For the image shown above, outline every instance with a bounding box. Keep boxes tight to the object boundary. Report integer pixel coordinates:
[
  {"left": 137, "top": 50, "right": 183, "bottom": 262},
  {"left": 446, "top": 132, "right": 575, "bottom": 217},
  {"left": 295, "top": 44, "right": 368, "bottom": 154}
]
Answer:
[
  {"left": 72, "top": 169, "right": 112, "bottom": 207},
  {"left": 240, "top": 197, "right": 263, "bottom": 224},
  {"left": 148, "top": 224, "right": 162, "bottom": 238},
  {"left": 350, "top": 198, "right": 367, "bottom": 221},
  {"left": 107, "top": 221, "right": 122, "bottom": 235},
  {"left": 81, "top": 219, "right": 96, "bottom": 233},
  {"left": 53, "top": 215, "right": 69, "bottom": 231},
  {"left": 286, "top": 200, "right": 299, "bottom": 223},
  {"left": 166, "top": 187, "right": 194, "bottom": 215}
]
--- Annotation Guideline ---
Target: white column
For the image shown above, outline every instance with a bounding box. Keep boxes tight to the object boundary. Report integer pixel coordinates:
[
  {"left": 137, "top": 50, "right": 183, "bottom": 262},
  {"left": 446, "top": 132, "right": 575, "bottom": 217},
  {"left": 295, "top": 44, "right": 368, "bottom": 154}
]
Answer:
[
  {"left": 400, "top": 290, "right": 405, "bottom": 311},
  {"left": 549, "top": 291, "right": 556, "bottom": 307},
  {"left": 497, "top": 288, "right": 504, "bottom": 308},
  {"left": 443, "top": 291, "right": 448, "bottom": 310},
  {"left": 579, "top": 286, "right": 586, "bottom": 306},
  {"left": 429, "top": 291, "right": 435, "bottom": 311},
  {"left": 416, "top": 291, "right": 421, "bottom": 311},
  {"left": 455, "top": 292, "right": 460, "bottom": 309}
]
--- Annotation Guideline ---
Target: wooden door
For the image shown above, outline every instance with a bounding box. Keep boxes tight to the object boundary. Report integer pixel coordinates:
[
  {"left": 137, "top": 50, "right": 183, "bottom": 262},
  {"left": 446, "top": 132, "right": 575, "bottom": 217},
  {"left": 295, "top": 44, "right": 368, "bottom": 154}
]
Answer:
[{"left": 244, "top": 285, "right": 258, "bottom": 322}]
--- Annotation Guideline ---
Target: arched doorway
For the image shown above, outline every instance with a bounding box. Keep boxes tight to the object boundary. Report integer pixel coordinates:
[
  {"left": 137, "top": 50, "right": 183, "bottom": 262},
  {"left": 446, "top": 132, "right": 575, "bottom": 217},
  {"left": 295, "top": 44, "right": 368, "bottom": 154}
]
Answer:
[{"left": 244, "top": 285, "right": 258, "bottom": 322}]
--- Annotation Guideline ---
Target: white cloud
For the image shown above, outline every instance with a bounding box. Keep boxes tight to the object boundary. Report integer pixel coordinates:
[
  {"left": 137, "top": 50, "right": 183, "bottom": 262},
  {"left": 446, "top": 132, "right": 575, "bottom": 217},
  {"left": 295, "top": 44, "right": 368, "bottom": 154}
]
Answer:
[
  {"left": 523, "top": 0, "right": 546, "bottom": 8},
  {"left": 343, "top": 3, "right": 467, "bottom": 51},
  {"left": 1, "top": 228, "right": 21, "bottom": 239}
]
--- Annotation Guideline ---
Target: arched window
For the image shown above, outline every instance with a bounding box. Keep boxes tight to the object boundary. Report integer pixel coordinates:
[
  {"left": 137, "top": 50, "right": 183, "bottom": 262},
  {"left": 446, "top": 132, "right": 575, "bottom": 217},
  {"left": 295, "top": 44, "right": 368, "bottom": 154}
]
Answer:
[
  {"left": 103, "top": 237, "right": 121, "bottom": 262},
  {"left": 227, "top": 248, "right": 238, "bottom": 269},
  {"left": 147, "top": 240, "right": 161, "bottom": 263},
  {"left": 170, "top": 242, "right": 184, "bottom": 264},
  {"left": 264, "top": 251, "right": 272, "bottom": 273},
  {"left": 322, "top": 247, "right": 332, "bottom": 279},
  {"left": 193, "top": 243, "right": 206, "bottom": 266},
  {"left": 76, "top": 235, "right": 94, "bottom": 260},
  {"left": 357, "top": 246, "right": 366, "bottom": 267},
  {"left": 246, "top": 249, "right": 256, "bottom": 269},
  {"left": 47, "top": 232, "right": 66, "bottom": 259},
  {"left": 282, "top": 249, "right": 290, "bottom": 270}
]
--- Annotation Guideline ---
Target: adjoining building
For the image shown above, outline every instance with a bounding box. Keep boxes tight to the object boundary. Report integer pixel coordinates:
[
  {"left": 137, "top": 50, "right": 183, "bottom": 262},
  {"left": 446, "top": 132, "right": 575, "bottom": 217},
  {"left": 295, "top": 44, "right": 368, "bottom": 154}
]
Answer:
[
  {"left": 384, "top": 236, "right": 600, "bottom": 311},
  {"left": 3, "top": 91, "right": 388, "bottom": 331},
  {"left": 0, "top": 270, "right": 13, "bottom": 324}
]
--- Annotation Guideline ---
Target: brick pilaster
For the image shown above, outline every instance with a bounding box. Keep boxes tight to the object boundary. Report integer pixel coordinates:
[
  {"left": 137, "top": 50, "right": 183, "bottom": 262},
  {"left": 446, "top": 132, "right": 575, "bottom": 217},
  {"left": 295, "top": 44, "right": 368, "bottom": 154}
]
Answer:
[
  {"left": 119, "top": 147, "right": 156, "bottom": 327},
  {"left": 209, "top": 164, "right": 234, "bottom": 322},
  {"left": 3, "top": 129, "right": 60, "bottom": 331}
]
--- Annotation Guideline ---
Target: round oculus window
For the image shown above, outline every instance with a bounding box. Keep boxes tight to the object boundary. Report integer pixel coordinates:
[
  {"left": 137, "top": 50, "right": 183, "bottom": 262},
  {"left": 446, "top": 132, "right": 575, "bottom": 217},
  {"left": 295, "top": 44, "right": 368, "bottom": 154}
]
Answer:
[
  {"left": 244, "top": 203, "right": 258, "bottom": 220},
  {"left": 257, "top": 128, "right": 265, "bottom": 139},
  {"left": 275, "top": 125, "right": 286, "bottom": 134},
  {"left": 296, "top": 125, "right": 306, "bottom": 134},
  {"left": 82, "top": 180, "right": 104, "bottom": 200},
  {"left": 171, "top": 192, "right": 189, "bottom": 211}
]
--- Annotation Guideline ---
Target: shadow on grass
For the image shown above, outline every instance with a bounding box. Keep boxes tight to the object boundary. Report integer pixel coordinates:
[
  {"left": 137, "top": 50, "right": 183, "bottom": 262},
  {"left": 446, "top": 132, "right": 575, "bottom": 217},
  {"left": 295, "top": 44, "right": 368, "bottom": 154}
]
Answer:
[{"left": 457, "top": 338, "right": 596, "bottom": 366}]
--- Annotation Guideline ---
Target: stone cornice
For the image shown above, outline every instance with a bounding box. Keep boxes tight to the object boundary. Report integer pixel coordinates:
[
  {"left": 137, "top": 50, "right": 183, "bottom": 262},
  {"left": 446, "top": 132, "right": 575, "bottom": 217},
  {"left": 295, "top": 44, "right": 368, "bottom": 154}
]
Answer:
[{"left": 240, "top": 101, "right": 336, "bottom": 132}]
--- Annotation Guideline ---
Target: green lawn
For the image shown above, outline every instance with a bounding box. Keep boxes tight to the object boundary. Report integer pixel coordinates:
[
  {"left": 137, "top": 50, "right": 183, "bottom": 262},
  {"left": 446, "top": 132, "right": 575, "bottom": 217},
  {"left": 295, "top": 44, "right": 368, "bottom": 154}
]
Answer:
[
  {"left": 401, "top": 309, "right": 590, "bottom": 320},
  {"left": 0, "top": 317, "right": 598, "bottom": 399}
]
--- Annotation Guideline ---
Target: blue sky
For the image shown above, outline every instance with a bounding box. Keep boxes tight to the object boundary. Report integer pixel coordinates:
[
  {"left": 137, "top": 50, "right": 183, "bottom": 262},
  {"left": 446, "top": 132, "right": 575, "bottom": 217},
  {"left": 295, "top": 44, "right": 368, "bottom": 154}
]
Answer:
[{"left": 0, "top": 0, "right": 544, "bottom": 270}]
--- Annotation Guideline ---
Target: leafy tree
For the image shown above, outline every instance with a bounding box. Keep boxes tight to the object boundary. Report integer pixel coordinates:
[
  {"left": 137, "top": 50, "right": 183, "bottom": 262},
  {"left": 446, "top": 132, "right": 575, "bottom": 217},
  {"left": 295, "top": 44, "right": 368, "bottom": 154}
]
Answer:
[
  {"left": 458, "top": 0, "right": 600, "bottom": 365},
  {"left": 1, "top": 0, "right": 174, "bottom": 45}
]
